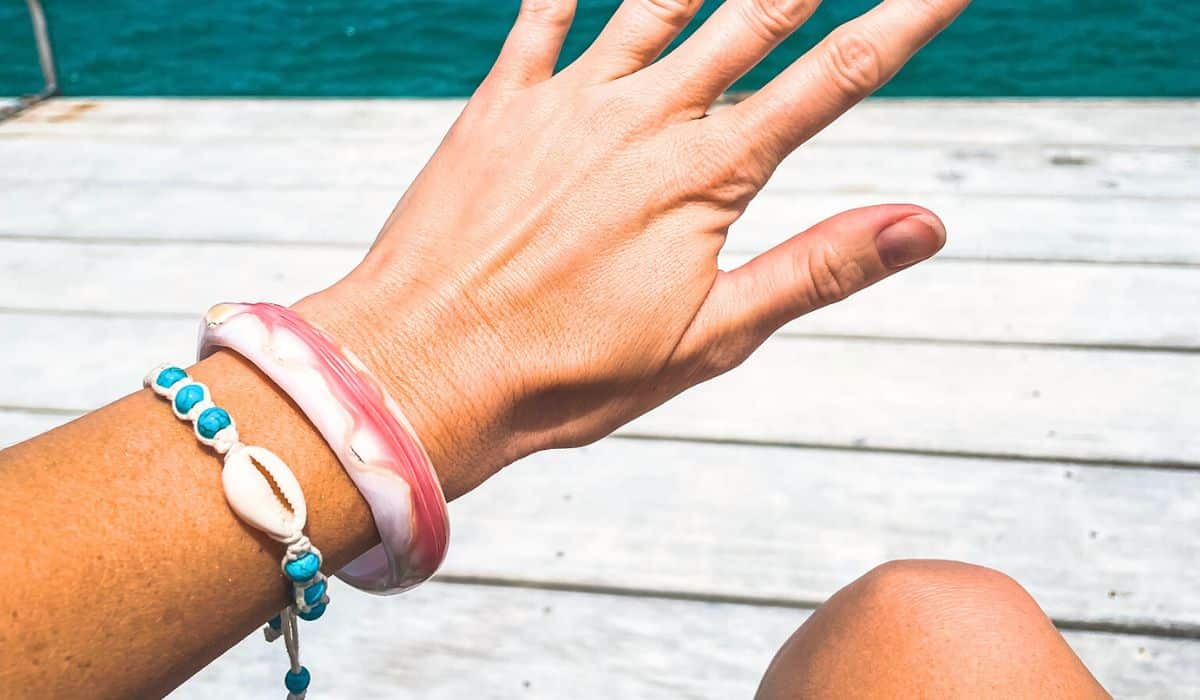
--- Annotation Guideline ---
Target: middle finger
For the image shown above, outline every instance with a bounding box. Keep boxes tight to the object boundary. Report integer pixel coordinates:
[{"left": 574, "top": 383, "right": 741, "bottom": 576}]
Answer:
[{"left": 644, "top": 0, "right": 822, "bottom": 114}]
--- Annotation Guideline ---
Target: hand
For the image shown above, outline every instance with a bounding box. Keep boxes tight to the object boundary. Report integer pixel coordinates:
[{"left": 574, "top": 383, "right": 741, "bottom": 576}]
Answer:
[{"left": 300, "top": 0, "right": 969, "bottom": 500}]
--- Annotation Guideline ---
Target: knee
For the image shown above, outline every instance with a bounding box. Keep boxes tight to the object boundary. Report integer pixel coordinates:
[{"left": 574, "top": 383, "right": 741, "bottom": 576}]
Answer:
[
  {"left": 844, "top": 559, "right": 1049, "bottom": 644},
  {"left": 855, "top": 559, "right": 1034, "bottom": 607},
  {"left": 755, "top": 561, "right": 1104, "bottom": 699}
]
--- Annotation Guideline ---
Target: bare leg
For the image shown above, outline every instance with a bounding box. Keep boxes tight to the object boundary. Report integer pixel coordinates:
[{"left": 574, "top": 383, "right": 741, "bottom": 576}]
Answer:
[{"left": 756, "top": 560, "right": 1110, "bottom": 699}]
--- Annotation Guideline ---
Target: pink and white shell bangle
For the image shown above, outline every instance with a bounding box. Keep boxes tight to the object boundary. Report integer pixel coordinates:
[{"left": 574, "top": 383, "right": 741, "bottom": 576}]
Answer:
[{"left": 198, "top": 302, "right": 450, "bottom": 594}]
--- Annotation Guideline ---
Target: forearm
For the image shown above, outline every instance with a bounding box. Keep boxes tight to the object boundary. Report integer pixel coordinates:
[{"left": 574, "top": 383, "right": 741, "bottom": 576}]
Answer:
[
  {"left": 0, "top": 260, "right": 526, "bottom": 697},
  {"left": 1, "top": 345, "right": 382, "bottom": 696}
]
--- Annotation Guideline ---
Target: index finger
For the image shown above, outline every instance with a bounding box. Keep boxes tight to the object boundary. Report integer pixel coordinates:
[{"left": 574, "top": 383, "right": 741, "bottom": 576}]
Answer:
[{"left": 713, "top": 0, "right": 971, "bottom": 162}]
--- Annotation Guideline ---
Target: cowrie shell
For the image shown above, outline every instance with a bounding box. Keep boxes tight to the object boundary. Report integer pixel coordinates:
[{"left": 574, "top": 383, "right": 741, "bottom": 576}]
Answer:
[{"left": 221, "top": 445, "right": 307, "bottom": 541}]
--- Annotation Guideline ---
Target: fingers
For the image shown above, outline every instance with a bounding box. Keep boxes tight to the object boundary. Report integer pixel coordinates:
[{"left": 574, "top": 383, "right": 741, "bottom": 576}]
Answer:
[
  {"left": 568, "top": 0, "right": 704, "bottom": 82},
  {"left": 680, "top": 205, "right": 946, "bottom": 377},
  {"left": 646, "top": 0, "right": 822, "bottom": 112},
  {"left": 484, "top": 0, "right": 578, "bottom": 91},
  {"left": 717, "top": 0, "right": 971, "bottom": 160}
]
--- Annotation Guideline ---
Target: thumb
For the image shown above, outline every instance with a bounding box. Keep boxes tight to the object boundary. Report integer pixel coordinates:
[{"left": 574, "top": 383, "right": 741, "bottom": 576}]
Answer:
[{"left": 680, "top": 204, "right": 946, "bottom": 377}]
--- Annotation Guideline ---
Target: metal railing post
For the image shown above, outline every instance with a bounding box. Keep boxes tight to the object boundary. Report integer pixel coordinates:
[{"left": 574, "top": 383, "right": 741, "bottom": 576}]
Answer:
[
  {"left": 1, "top": 0, "right": 60, "bottom": 120},
  {"left": 27, "top": 0, "right": 59, "bottom": 97}
]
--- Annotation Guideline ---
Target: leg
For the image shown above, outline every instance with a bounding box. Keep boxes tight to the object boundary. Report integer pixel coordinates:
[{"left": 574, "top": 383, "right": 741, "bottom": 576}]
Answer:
[{"left": 756, "top": 560, "right": 1110, "bottom": 699}]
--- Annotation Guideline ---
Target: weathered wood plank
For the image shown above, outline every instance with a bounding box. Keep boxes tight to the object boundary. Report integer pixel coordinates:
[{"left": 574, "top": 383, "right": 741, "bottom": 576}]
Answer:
[
  {"left": 444, "top": 438, "right": 1200, "bottom": 629},
  {"left": 2, "top": 135, "right": 1193, "bottom": 199},
  {"left": 168, "top": 582, "right": 1200, "bottom": 699},
  {"left": 3, "top": 239, "right": 1197, "bottom": 348},
  {"left": 779, "top": 257, "right": 1200, "bottom": 348},
  {"left": 628, "top": 337, "right": 1200, "bottom": 466},
  {"left": 10, "top": 98, "right": 1199, "bottom": 148},
  {"left": 2, "top": 314, "right": 1198, "bottom": 465},
  {"left": 4, "top": 182, "right": 1198, "bottom": 264},
  {"left": 735, "top": 191, "right": 1200, "bottom": 263}
]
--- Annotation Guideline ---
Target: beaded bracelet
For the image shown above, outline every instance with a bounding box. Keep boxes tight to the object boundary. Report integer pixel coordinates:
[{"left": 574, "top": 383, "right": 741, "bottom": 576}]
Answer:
[
  {"left": 144, "top": 364, "right": 327, "bottom": 700},
  {"left": 198, "top": 302, "right": 450, "bottom": 594}
]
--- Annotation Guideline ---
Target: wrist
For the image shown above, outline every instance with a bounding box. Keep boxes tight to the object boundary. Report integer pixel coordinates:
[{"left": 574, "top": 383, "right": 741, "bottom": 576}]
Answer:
[{"left": 291, "top": 277, "right": 516, "bottom": 500}]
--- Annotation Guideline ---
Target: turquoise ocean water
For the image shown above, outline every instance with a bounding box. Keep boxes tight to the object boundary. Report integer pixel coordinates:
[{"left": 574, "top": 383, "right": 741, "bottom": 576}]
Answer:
[{"left": 1, "top": 1, "right": 1197, "bottom": 97}]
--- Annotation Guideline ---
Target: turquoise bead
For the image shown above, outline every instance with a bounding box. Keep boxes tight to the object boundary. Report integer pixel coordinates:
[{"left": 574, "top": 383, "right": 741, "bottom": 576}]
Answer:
[
  {"left": 155, "top": 366, "right": 187, "bottom": 389},
  {"left": 284, "top": 666, "right": 311, "bottom": 693},
  {"left": 302, "top": 579, "right": 327, "bottom": 607},
  {"left": 173, "top": 384, "right": 206, "bottom": 414},
  {"left": 267, "top": 614, "right": 282, "bottom": 631},
  {"left": 195, "top": 407, "right": 231, "bottom": 439},
  {"left": 284, "top": 552, "right": 320, "bottom": 582},
  {"left": 298, "top": 602, "right": 326, "bottom": 621}
]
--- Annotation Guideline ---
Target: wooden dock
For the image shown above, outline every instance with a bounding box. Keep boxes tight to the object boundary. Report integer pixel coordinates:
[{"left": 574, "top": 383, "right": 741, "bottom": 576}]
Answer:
[{"left": 2, "top": 98, "right": 1198, "bottom": 698}]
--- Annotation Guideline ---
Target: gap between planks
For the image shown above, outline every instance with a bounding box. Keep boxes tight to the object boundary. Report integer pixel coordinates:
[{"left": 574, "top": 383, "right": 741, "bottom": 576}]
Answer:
[
  {"left": 3, "top": 405, "right": 1199, "bottom": 472},
  {"left": 7, "top": 407, "right": 1200, "bottom": 638},
  {"left": 2, "top": 307, "right": 1197, "bottom": 356},
  {"left": 4, "top": 187, "right": 1198, "bottom": 263},
  {"left": 11, "top": 98, "right": 1199, "bottom": 149},
  {"left": 3, "top": 233, "right": 1200, "bottom": 269},
  {"left": 4, "top": 316, "right": 1198, "bottom": 466},
  {"left": 5, "top": 240, "right": 1200, "bottom": 350},
  {"left": 614, "top": 431, "right": 1200, "bottom": 472},
  {"left": 429, "top": 575, "right": 1200, "bottom": 642}
]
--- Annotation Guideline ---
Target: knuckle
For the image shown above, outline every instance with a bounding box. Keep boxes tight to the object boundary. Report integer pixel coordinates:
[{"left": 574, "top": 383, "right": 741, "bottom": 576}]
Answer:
[
  {"left": 678, "top": 131, "right": 771, "bottom": 208},
  {"left": 701, "top": 340, "right": 752, "bottom": 379},
  {"left": 741, "top": 0, "right": 813, "bottom": 43},
  {"left": 909, "top": 0, "right": 958, "bottom": 22},
  {"left": 802, "top": 240, "right": 865, "bottom": 308},
  {"left": 521, "top": 0, "right": 575, "bottom": 27},
  {"left": 640, "top": 0, "right": 702, "bottom": 25},
  {"left": 703, "top": 164, "right": 763, "bottom": 210},
  {"left": 587, "top": 89, "right": 656, "bottom": 131},
  {"left": 823, "top": 30, "right": 885, "bottom": 98}
]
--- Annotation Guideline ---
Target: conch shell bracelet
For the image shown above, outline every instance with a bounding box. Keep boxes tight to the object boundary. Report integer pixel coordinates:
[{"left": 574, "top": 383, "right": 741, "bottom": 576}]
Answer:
[{"left": 145, "top": 302, "right": 450, "bottom": 698}]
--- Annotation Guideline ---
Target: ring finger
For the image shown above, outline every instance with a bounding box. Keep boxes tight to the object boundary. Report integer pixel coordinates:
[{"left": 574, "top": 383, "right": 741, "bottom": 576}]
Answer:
[{"left": 567, "top": 0, "right": 705, "bottom": 82}]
